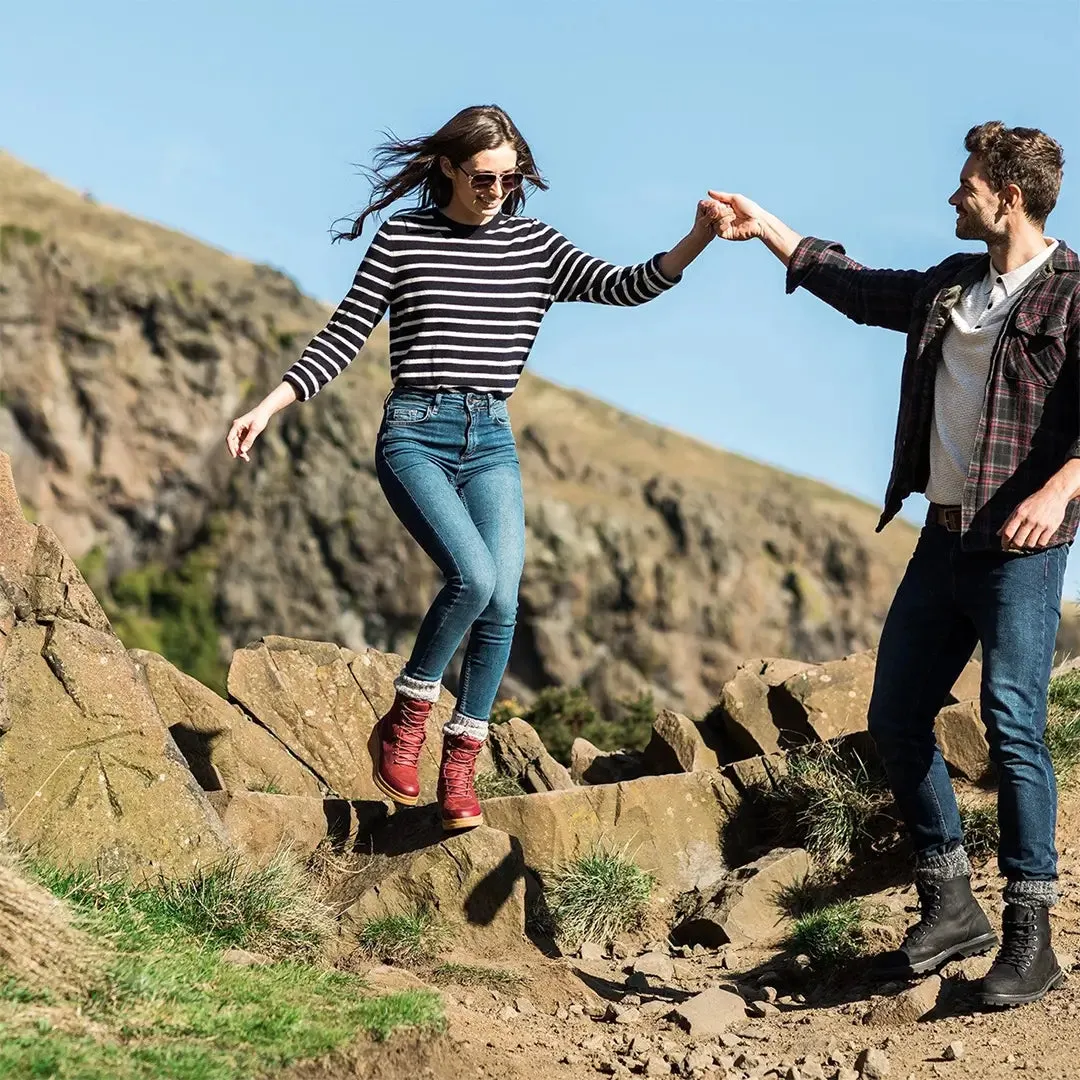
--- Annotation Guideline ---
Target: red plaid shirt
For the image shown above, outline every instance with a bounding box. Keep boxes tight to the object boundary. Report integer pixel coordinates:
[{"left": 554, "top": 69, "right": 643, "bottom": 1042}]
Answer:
[{"left": 787, "top": 237, "right": 1080, "bottom": 550}]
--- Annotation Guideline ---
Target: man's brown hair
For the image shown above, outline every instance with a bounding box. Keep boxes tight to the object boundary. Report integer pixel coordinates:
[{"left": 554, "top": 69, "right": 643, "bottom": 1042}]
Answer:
[{"left": 965, "top": 121, "right": 1064, "bottom": 226}]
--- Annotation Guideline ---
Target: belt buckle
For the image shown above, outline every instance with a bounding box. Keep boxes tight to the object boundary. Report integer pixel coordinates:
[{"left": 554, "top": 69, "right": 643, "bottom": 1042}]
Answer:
[{"left": 942, "top": 506, "right": 962, "bottom": 532}]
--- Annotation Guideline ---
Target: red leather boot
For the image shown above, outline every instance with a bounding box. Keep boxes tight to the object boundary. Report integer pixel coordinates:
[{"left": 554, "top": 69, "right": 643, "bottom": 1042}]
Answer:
[
  {"left": 373, "top": 693, "right": 433, "bottom": 805},
  {"left": 438, "top": 731, "right": 485, "bottom": 831}
]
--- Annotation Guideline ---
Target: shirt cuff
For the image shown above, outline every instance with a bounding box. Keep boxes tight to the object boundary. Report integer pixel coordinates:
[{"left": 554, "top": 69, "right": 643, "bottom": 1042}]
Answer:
[
  {"left": 785, "top": 237, "right": 845, "bottom": 295},
  {"left": 282, "top": 371, "right": 311, "bottom": 403},
  {"left": 651, "top": 253, "right": 682, "bottom": 288}
]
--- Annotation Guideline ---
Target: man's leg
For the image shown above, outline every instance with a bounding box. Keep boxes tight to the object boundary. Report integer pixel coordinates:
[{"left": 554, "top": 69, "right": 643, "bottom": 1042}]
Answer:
[
  {"left": 963, "top": 543, "right": 1068, "bottom": 1006},
  {"left": 869, "top": 525, "right": 994, "bottom": 975}
]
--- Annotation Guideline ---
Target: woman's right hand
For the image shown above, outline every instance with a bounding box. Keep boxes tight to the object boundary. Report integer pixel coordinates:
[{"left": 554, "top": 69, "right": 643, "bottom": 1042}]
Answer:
[
  {"left": 226, "top": 382, "right": 298, "bottom": 462},
  {"left": 226, "top": 407, "right": 269, "bottom": 461}
]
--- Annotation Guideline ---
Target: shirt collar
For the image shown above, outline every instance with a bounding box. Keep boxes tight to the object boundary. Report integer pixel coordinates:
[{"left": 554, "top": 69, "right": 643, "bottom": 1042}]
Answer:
[{"left": 990, "top": 238, "right": 1059, "bottom": 296}]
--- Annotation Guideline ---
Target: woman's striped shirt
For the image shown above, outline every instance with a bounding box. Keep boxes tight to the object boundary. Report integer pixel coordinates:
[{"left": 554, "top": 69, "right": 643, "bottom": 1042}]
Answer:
[{"left": 282, "top": 207, "right": 680, "bottom": 401}]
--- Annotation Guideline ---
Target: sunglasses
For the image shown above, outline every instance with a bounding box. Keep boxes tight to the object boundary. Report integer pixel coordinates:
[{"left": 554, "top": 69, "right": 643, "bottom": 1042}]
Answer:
[{"left": 455, "top": 164, "right": 527, "bottom": 192}]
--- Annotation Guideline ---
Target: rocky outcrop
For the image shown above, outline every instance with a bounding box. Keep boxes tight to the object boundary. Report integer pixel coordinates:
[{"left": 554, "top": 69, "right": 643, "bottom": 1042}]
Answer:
[
  {"left": 641, "top": 710, "right": 721, "bottom": 774},
  {"left": 225, "top": 636, "right": 492, "bottom": 801},
  {"left": 0, "top": 151, "right": 921, "bottom": 723},
  {"left": 132, "top": 647, "right": 322, "bottom": 796},
  {"left": 0, "top": 454, "right": 230, "bottom": 879},
  {"left": 481, "top": 771, "right": 741, "bottom": 905},
  {"left": 673, "top": 847, "right": 812, "bottom": 947},
  {"left": 488, "top": 717, "right": 575, "bottom": 792},
  {"left": 340, "top": 823, "right": 526, "bottom": 956}
]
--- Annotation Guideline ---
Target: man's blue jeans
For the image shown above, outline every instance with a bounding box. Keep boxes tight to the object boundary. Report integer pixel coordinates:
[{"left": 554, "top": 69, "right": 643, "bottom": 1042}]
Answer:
[
  {"left": 375, "top": 389, "right": 525, "bottom": 722},
  {"left": 868, "top": 523, "right": 1068, "bottom": 883}
]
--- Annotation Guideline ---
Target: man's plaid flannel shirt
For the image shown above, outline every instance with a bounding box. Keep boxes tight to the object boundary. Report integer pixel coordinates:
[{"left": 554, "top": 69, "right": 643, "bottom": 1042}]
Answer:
[{"left": 786, "top": 237, "right": 1080, "bottom": 550}]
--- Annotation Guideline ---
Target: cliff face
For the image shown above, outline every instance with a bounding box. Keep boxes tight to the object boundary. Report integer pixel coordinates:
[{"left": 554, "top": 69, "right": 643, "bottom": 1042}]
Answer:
[{"left": 0, "top": 152, "right": 918, "bottom": 718}]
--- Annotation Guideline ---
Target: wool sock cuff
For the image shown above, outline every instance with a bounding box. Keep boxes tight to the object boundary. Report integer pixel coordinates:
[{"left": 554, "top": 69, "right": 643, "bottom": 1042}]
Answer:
[
  {"left": 443, "top": 710, "right": 489, "bottom": 742},
  {"left": 1004, "top": 879, "right": 1059, "bottom": 908},
  {"left": 393, "top": 672, "right": 442, "bottom": 704},
  {"left": 915, "top": 846, "right": 972, "bottom": 883}
]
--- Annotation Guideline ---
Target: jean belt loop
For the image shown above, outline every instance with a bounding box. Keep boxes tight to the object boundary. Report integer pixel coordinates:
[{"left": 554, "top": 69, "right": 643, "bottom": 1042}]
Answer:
[{"left": 434, "top": 391, "right": 442, "bottom": 412}]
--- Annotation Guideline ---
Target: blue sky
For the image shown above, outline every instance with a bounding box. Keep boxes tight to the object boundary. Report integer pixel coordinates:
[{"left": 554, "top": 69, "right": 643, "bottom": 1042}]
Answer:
[{"left": 3, "top": 0, "right": 1080, "bottom": 588}]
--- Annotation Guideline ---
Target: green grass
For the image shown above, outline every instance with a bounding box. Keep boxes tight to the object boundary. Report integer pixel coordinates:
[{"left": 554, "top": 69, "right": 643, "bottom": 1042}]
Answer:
[
  {"left": 544, "top": 846, "right": 654, "bottom": 949},
  {"left": 959, "top": 800, "right": 1000, "bottom": 861},
  {"left": 0, "top": 857, "right": 444, "bottom": 1079},
  {"left": 246, "top": 777, "right": 285, "bottom": 795},
  {"left": 773, "top": 873, "right": 836, "bottom": 920},
  {"left": 36, "top": 852, "right": 334, "bottom": 961},
  {"left": 789, "top": 899, "right": 871, "bottom": 967},
  {"left": 761, "top": 743, "right": 894, "bottom": 869},
  {"left": 357, "top": 909, "right": 449, "bottom": 965},
  {"left": 474, "top": 770, "right": 526, "bottom": 800},
  {"left": 1046, "top": 670, "right": 1080, "bottom": 787},
  {"left": 429, "top": 963, "right": 525, "bottom": 990}
]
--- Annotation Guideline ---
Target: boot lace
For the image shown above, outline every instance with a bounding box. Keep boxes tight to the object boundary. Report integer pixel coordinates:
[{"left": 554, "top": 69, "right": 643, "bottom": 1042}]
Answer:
[
  {"left": 390, "top": 700, "right": 429, "bottom": 767},
  {"left": 442, "top": 741, "right": 481, "bottom": 800},
  {"left": 997, "top": 915, "right": 1039, "bottom": 972},
  {"left": 904, "top": 881, "right": 943, "bottom": 947}
]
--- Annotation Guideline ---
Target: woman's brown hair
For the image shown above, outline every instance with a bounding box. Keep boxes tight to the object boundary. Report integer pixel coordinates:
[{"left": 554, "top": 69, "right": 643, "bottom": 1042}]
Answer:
[{"left": 333, "top": 104, "right": 548, "bottom": 241}]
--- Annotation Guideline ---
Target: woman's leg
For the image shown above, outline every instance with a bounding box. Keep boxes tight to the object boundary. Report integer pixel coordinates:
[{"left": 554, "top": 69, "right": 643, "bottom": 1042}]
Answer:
[
  {"left": 376, "top": 431, "right": 500, "bottom": 691},
  {"left": 450, "top": 454, "right": 526, "bottom": 730}
]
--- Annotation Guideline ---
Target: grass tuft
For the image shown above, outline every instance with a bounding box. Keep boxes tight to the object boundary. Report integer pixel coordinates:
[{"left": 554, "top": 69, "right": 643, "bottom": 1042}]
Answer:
[
  {"left": 36, "top": 852, "right": 334, "bottom": 960},
  {"left": 429, "top": 963, "right": 525, "bottom": 990},
  {"left": 358, "top": 909, "right": 449, "bottom": 965},
  {"left": 958, "top": 800, "right": 1000, "bottom": 861},
  {"left": 773, "top": 873, "right": 836, "bottom": 921},
  {"left": 1046, "top": 670, "right": 1080, "bottom": 787},
  {"left": 761, "top": 743, "right": 893, "bottom": 869},
  {"left": 474, "top": 770, "right": 526, "bottom": 800},
  {"left": 545, "top": 845, "right": 654, "bottom": 949},
  {"left": 354, "top": 989, "right": 446, "bottom": 1042},
  {"left": 789, "top": 899, "right": 871, "bottom": 967}
]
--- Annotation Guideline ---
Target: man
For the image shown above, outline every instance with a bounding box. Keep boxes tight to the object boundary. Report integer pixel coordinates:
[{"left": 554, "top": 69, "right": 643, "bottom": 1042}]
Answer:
[{"left": 710, "top": 122, "right": 1079, "bottom": 1007}]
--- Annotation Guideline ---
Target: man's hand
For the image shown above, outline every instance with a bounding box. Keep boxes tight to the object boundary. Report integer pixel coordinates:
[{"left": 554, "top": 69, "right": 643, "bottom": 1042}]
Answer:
[
  {"left": 999, "top": 489, "right": 1070, "bottom": 551},
  {"left": 707, "top": 191, "right": 768, "bottom": 242},
  {"left": 705, "top": 190, "right": 803, "bottom": 266}
]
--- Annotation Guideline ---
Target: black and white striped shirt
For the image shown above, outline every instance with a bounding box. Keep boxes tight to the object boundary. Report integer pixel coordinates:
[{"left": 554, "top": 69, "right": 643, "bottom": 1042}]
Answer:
[{"left": 282, "top": 208, "right": 680, "bottom": 400}]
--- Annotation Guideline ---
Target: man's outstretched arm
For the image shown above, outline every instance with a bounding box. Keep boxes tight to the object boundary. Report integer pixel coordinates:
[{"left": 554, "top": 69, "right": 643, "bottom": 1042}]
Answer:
[{"left": 709, "top": 190, "right": 935, "bottom": 334}]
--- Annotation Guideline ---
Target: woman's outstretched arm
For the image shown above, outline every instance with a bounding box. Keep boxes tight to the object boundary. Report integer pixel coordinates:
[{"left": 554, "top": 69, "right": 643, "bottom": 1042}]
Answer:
[{"left": 549, "top": 199, "right": 721, "bottom": 305}]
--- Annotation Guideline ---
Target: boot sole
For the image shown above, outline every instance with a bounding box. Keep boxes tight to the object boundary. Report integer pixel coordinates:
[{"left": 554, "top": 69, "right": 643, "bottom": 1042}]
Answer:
[
  {"left": 879, "top": 931, "right": 999, "bottom": 978},
  {"left": 442, "top": 813, "right": 484, "bottom": 831},
  {"left": 980, "top": 967, "right": 1064, "bottom": 1008}
]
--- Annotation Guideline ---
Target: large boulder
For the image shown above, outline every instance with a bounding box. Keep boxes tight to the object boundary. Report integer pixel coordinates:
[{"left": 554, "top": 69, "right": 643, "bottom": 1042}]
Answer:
[
  {"left": 488, "top": 717, "right": 574, "bottom": 792},
  {"left": 207, "top": 791, "right": 387, "bottom": 865},
  {"left": 226, "top": 637, "right": 493, "bottom": 801},
  {"left": 641, "top": 710, "right": 721, "bottom": 774},
  {"left": 341, "top": 822, "right": 526, "bottom": 956},
  {"left": 0, "top": 453, "right": 230, "bottom": 879},
  {"left": 132, "top": 649, "right": 322, "bottom": 796},
  {"left": 0, "top": 617, "right": 231, "bottom": 879},
  {"left": 672, "top": 847, "right": 811, "bottom": 948},
  {"left": 935, "top": 701, "right": 991, "bottom": 782},
  {"left": 482, "top": 771, "right": 741, "bottom": 905},
  {"left": 772, "top": 650, "right": 880, "bottom": 742}
]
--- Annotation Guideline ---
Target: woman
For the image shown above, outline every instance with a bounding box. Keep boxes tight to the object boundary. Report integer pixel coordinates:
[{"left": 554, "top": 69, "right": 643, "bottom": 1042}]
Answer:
[{"left": 226, "top": 104, "right": 719, "bottom": 830}]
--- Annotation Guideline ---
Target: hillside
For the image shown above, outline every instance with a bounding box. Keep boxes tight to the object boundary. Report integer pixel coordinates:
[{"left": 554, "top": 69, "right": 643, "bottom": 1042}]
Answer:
[{"left": 0, "top": 150, "right": 920, "bottom": 720}]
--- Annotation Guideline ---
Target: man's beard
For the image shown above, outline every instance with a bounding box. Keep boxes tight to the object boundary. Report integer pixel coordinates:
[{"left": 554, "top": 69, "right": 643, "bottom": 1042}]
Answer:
[{"left": 955, "top": 211, "right": 995, "bottom": 242}]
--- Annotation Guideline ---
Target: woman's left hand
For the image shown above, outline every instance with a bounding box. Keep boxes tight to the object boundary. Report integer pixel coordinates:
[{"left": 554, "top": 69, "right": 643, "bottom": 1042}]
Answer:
[{"left": 692, "top": 198, "right": 724, "bottom": 242}]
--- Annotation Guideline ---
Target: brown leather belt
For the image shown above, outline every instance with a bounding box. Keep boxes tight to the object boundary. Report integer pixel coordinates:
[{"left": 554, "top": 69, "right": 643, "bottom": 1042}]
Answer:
[{"left": 927, "top": 503, "right": 963, "bottom": 532}]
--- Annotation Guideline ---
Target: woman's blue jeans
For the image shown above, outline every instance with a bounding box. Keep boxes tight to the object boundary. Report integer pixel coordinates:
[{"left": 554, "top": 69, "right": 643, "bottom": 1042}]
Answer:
[
  {"left": 375, "top": 389, "right": 525, "bottom": 721},
  {"left": 868, "top": 523, "right": 1068, "bottom": 883}
]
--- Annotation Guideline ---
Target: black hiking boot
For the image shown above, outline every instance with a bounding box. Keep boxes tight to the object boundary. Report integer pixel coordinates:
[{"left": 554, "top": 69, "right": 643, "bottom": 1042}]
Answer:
[
  {"left": 980, "top": 904, "right": 1063, "bottom": 1007},
  {"left": 874, "top": 875, "right": 997, "bottom": 979}
]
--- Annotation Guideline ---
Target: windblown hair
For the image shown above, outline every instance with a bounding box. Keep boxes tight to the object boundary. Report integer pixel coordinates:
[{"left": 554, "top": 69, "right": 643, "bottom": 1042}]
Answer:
[
  {"left": 965, "top": 121, "right": 1064, "bottom": 226},
  {"left": 333, "top": 104, "right": 549, "bottom": 241}
]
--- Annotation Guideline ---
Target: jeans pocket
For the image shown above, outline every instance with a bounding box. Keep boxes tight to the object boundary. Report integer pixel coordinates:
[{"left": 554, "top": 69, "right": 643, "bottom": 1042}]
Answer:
[
  {"left": 385, "top": 403, "right": 433, "bottom": 426},
  {"left": 491, "top": 401, "right": 511, "bottom": 426}
]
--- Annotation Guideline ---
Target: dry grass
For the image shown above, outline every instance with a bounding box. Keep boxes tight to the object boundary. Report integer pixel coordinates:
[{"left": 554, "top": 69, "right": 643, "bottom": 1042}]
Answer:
[{"left": 0, "top": 851, "right": 97, "bottom": 997}]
